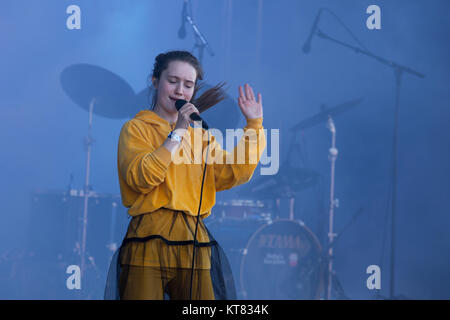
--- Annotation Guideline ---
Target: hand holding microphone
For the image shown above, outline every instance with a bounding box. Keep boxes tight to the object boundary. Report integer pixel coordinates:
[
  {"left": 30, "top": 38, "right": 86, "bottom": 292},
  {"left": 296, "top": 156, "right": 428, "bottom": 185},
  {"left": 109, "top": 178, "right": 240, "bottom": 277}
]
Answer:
[
  {"left": 163, "top": 101, "right": 200, "bottom": 153},
  {"left": 163, "top": 100, "right": 209, "bottom": 154},
  {"left": 175, "top": 99, "right": 209, "bottom": 130}
]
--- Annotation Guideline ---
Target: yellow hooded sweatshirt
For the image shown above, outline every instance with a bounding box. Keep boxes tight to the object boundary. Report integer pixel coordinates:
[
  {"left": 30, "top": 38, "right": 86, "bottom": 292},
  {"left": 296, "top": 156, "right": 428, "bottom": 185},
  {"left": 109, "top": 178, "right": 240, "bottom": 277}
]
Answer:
[
  {"left": 117, "top": 110, "right": 266, "bottom": 268},
  {"left": 118, "top": 109, "right": 266, "bottom": 218}
]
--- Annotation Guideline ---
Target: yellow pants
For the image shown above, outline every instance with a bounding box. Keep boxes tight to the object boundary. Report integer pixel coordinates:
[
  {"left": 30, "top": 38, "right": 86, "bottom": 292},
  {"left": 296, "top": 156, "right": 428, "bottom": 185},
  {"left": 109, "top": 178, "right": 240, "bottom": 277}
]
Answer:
[{"left": 119, "top": 264, "right": 215, "bottom": 300}]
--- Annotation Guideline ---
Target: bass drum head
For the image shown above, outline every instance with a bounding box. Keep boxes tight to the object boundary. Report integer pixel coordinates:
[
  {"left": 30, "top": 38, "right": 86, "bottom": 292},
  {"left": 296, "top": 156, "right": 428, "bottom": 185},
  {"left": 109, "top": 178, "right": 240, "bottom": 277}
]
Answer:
[{"left": 240, "top": 219, "right": 323, "bottom": 299}]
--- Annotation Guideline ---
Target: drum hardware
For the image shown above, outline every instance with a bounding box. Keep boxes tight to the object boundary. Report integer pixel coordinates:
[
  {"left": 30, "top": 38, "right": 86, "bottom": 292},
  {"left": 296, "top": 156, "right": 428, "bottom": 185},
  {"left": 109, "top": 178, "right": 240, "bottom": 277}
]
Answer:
[
  {"left": 325, "top": 115, "right": 338, "bottom": 300},
  {"left": 307, "top": 19, "right": 425, "bottom": 298},
  {"left": 212, "top": 199, "right": 271, "bottom": 222},
  {"left": 228, "top": 97, "right": 365, "bottom": 299},
  {"left": 321, "top": 207, "right": 365, "bottom": 300},
  {"left": 239, "top": 166, "right": 320, "bottom": 201},
  {"left": 208, "top": 100, "right": 361, "bottom": 299},
  {"left": 107, "top": 201, "right": 119, "bottom": 256},
  {"left": 289, "top": 98, "right": 363, "bottom": 132},
  {"left": 60, "top": 64, "right": 137, "bottom": 292},
  {"left": 239, "top": 98, "right": 363, "bottom": 212},
  {"left": 80, "top": 98, "right": 94, "bottom": 289},
  {"left": 289, "top": 197, "right": 295, "bottom": 220},
  {"left": 27, "top": 189, "right": 130, "bottom": 299},
  {"left": 286, "top": 98, "right": 365, "bottom": 299},
  {"left": 60, "top": 64, "right": 137, "bottom": 119},
  {"left": 239, "top": 98, "right": 322, "bottom": 202}
]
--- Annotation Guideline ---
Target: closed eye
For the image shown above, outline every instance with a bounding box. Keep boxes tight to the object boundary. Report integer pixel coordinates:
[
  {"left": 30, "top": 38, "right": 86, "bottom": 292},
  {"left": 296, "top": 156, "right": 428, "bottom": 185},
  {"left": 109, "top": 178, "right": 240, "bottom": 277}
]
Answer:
[{"left": 167, "top": 76, "right": 194, "bottom": 87}]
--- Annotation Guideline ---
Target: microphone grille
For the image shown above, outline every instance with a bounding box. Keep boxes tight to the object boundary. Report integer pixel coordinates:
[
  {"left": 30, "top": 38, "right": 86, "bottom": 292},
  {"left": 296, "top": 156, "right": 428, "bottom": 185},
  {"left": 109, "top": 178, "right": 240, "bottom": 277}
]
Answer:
[{"left": 175, "top": 99, "right": 187, "bottom": 110}]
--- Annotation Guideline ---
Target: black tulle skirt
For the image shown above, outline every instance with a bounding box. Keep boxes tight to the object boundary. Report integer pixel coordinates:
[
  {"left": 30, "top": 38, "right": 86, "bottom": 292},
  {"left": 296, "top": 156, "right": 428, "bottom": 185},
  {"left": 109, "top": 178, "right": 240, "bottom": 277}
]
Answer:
[{"left": 104, "top": 208, "right": 236, "bottom": 300}]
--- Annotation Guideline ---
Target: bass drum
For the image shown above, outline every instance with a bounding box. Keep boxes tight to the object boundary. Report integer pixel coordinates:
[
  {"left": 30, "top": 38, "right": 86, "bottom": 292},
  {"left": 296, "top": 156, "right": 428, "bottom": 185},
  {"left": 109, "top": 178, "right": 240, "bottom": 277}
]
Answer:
[{"left": 240, "top": 219, "right": 324, "bottom": 300}]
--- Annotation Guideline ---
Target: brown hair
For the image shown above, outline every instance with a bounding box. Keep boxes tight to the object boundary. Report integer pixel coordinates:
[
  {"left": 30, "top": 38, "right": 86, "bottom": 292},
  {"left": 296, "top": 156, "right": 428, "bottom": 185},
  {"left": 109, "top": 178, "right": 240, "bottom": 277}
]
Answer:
[{"left": 148, "top": 50, "right": 226, "bottom": 113}]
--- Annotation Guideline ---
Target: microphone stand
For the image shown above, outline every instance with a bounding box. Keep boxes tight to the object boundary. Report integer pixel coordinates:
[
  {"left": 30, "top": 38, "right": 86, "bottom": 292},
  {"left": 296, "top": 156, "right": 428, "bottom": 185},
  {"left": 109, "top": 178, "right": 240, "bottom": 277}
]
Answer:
[
  {"left": 313, "top": 24, "right": 425, "bottom": 299},
  {"left": 184, "top": 13, "right": 214, "bottom": 64}
]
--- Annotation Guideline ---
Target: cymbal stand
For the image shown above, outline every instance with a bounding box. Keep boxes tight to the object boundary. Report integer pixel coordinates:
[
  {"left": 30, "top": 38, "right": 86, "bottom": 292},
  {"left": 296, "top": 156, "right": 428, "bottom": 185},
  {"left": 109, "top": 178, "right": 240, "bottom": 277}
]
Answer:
[
  {"left": 284, "top": 128, "right": 307, "bottom": 221},
  {"left": 80, "top": 98, "right": 96, "bottom": 290},
  {"left": 107, "top": 200, "right": 119, "bottom": 257},
  {"left": 289, "top": 197, "right": 295, "bottom": 220},
  {"left": 323, "top": 207, "right": 365, "bottom": 300},
  {"left": 326, "top": 115, "right": 339, "bottom": 300}
]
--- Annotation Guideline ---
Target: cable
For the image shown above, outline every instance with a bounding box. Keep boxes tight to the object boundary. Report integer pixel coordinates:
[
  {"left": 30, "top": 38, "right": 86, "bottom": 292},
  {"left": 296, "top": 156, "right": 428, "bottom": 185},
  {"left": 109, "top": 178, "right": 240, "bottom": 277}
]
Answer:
[{"left": 189, "top": 129, "right": 211, "bottom": 300}]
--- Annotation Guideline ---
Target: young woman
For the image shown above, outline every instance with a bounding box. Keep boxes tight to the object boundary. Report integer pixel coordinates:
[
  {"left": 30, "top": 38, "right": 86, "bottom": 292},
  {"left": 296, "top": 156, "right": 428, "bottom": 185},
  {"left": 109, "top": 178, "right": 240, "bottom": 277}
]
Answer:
[{"left": 105, "top": 50, "right": 265, "bottom": 300}]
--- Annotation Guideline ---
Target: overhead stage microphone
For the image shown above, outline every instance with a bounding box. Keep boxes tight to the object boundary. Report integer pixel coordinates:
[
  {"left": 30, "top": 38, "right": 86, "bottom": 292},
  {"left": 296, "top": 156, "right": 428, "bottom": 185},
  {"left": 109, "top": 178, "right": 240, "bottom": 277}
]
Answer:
[
  {"left": 302, "top": 8, "right": 323, "bottom": 54},
  {"left": 175, "top": 99, "right": 209, "bottom": 130},
  {"left": 177, "top": 0, "right": 188, "bottom": 39}
]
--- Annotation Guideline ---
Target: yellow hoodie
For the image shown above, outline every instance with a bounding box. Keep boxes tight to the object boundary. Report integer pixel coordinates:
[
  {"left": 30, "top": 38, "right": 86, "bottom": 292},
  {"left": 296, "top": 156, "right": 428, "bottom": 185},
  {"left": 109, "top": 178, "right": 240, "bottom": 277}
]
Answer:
[{"left": 117, "top": 109, "right": 266, "bottom": 219}]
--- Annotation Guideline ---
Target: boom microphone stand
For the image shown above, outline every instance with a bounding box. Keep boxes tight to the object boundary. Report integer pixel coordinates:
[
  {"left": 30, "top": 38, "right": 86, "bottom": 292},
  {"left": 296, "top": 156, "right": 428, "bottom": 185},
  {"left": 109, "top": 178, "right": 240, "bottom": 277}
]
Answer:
[
  {"left": 180, "top": 0, "right": 215, "bottom": 64},
  {"left": 306, "top": 8, "right": 425, "bottom": 298}
]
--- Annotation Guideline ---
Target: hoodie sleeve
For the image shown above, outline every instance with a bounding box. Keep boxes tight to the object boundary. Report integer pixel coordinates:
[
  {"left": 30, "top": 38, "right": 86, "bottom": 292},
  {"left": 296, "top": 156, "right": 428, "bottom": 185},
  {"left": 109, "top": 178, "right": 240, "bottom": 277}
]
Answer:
[
  {"left": 210, "top": 117, "right": 266, "bottom": 192},
  {"left": 118, "top": 120, "right": 172, "bottom": 194}
]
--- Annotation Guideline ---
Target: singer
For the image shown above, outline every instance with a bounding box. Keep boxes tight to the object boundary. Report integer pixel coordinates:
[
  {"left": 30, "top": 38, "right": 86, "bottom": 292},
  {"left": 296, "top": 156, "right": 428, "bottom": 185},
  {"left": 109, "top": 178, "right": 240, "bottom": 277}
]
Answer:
[{"left": 104, "top": 50, "right": 265, "bottom": 300}]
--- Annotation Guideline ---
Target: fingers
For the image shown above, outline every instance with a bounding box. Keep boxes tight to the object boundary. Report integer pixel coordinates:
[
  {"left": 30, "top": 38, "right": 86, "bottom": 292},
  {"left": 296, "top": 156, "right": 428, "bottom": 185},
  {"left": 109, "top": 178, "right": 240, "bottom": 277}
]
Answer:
[
  {"left": 239, "top": 84, "right": 256, "bottom": 101},
  {"left": 245, "top": 83, "right": 255, "bottom": 101},
  {"left": 180, "top": 103, "right": 199, "bottom": 114},
  {"left": 179, "top": 103, "right": 200, "bottom": 124},
  {"left": 237, "top": 96, "right": 244, "bottom": 109},
  {"left": 239, "top": 86, "right": 245, "bottom": 100},
  {"left": 257, "top": 93, "right": 262, "bottom": 105}
]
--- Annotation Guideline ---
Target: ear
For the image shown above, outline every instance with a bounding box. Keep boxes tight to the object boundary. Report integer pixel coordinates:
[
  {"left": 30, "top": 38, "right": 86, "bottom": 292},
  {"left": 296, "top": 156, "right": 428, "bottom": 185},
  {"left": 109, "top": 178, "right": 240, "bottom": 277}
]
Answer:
[{"left": 152, "top": 77, "right": 158, "bottom": 89}]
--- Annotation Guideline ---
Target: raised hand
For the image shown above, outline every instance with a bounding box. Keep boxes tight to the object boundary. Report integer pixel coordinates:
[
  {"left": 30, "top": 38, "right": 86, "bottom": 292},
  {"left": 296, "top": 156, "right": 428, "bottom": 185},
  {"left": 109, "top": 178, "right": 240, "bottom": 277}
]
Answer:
[{"left": 238, "top": 83, "right": 263, "bottom": 120}]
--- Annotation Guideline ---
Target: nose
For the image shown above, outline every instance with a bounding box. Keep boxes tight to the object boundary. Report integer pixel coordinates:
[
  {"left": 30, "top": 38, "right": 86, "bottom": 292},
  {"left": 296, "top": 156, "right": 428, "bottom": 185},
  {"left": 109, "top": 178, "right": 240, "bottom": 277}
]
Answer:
[{"left": 175, "top": 83, "right": 183, "bottom": 96}]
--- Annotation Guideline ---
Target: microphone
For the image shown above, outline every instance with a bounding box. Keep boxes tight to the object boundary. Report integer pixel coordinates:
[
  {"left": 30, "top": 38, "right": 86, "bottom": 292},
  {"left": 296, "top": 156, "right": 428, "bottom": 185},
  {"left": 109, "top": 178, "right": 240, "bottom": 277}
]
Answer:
[
  {"left": 178, "top": 0, "right": 187, "bottom": 39},
  {"left": 302, "top": 8, "right": 323, "bottom": 54},
  {"left": 175, "top": 99, "right": 209, "bottom": 130}
]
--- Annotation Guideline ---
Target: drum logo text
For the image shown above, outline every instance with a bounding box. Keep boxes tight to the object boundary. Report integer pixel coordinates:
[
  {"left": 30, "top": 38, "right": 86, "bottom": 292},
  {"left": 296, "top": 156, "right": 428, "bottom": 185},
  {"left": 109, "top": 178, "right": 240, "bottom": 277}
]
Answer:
[{"left": 257, "top": 234, "right": 307, "bottom": 250}]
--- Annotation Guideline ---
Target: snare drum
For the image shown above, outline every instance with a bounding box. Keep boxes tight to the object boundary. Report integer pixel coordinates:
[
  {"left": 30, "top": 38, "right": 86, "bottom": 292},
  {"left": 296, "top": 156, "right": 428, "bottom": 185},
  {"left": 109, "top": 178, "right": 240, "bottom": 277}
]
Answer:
[{"left": 212, "top": 199, "right": 271, "bottom": 221}]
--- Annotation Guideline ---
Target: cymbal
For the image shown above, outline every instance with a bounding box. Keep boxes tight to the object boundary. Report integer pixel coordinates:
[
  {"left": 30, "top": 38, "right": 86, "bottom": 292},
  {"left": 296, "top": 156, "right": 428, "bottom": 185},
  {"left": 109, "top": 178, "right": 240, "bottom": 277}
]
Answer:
[
  {"left": 60, "top": 64, "right": 136, "bottom": 119},
  {"left": 239, "top": 166, "right": 320, "bottom": 199},
  {"left": 290, "top": 98, "right": 364, "bottom": 132}
]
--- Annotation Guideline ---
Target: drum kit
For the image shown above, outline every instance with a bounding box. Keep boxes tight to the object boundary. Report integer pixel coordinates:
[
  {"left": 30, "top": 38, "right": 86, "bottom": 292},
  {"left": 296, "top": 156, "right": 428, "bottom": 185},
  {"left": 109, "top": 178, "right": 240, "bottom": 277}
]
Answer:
[
  {"left": 16, "top": 63, "right": 363, "bottom": 299},
  {"left": 206, "top": 98, "right": 364, "bottom": 300}
]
